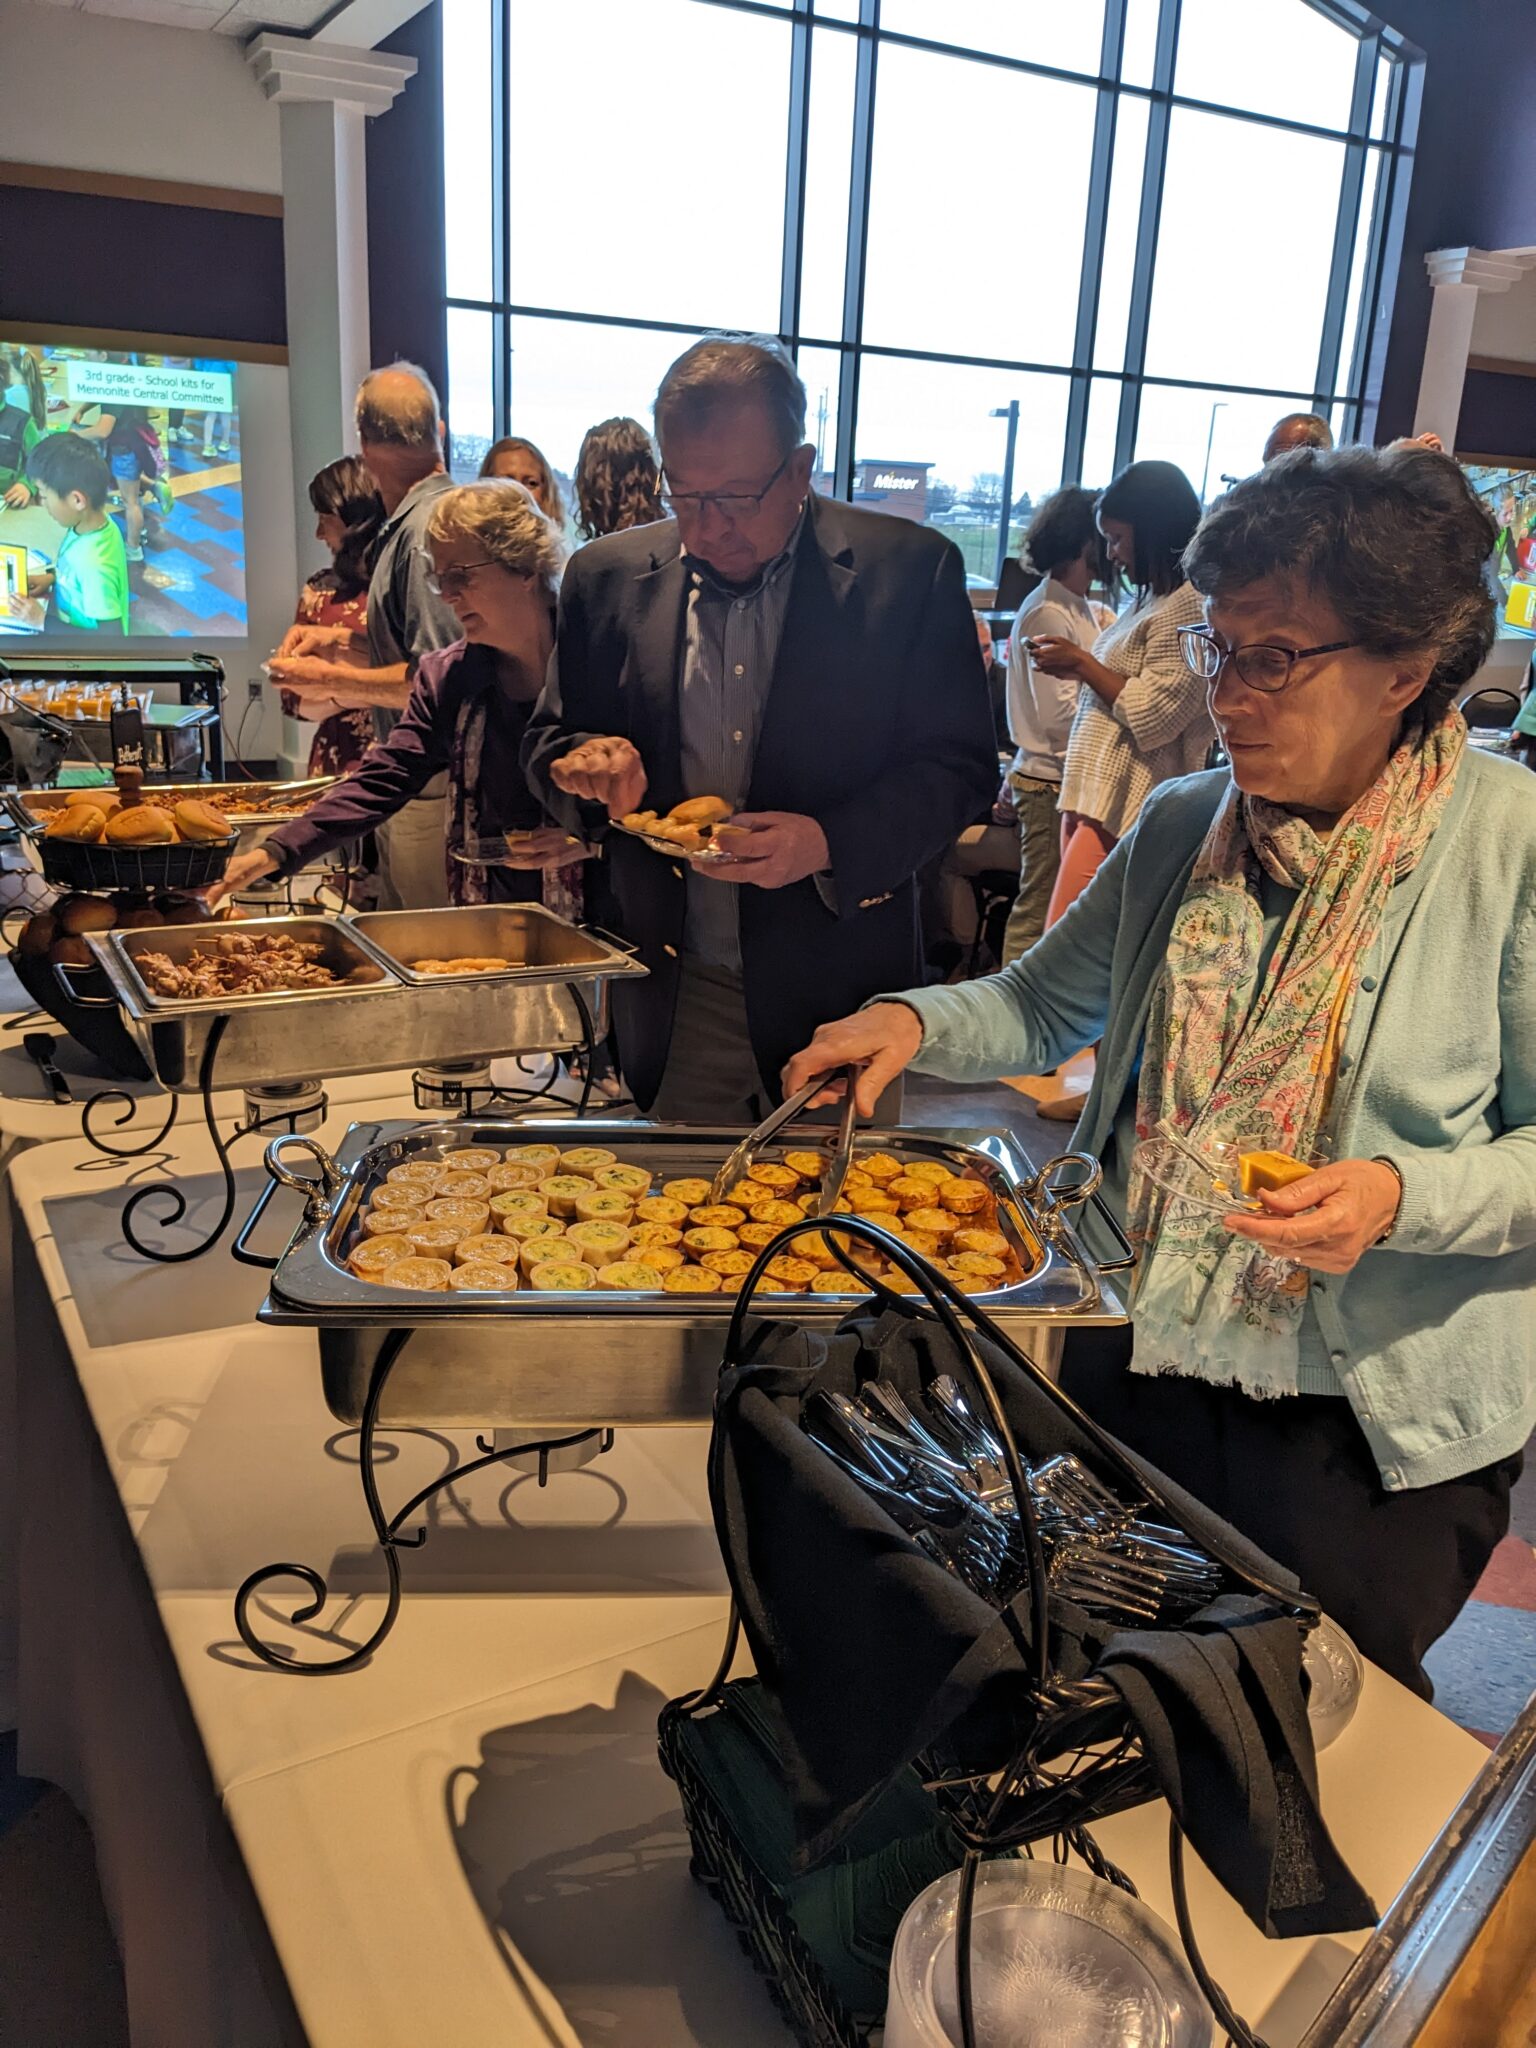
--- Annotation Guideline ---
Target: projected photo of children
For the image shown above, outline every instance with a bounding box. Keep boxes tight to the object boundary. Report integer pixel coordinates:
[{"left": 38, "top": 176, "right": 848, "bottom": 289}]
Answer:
[{"left": 0, "top": 343, "right": 246, "bottom": 640}]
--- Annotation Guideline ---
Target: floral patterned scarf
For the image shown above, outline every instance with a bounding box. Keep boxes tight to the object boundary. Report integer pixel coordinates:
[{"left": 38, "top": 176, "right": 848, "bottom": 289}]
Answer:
[{"left": 1126, "top": 711, "right": 1466, "bottom": 1396}]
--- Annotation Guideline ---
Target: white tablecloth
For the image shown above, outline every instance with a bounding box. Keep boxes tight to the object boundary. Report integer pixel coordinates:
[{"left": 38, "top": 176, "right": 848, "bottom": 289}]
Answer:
[{"left": 5, "top": 1100, "right": 1495, "bottom": 2046}]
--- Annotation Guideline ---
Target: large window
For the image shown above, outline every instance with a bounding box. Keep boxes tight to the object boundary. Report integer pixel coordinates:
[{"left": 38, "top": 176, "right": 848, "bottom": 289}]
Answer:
[{"left": 444, "top": 0, "right": 1419, "bottom": 569}]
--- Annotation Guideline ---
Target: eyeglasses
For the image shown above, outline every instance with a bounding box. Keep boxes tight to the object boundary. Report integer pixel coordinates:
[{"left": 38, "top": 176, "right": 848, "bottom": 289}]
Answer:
[
  {"left": 1180, "top": 625, "right": 1360, "bottom": 694},
  {"left": 421, "top": 555, "right": 498, "bottom": 599},
  {"left": 660, "top": 451, "right": 792, "bottom": 520}
]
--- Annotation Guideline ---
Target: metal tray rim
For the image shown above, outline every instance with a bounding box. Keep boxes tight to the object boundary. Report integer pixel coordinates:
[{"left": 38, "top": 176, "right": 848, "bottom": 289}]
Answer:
[
  {"left": 261, "top": 1118, "right": 1117, "bottom": 1326},
  {"left": 348, "top": 903, "right": 649, "bottom": 989},
  {"left": 5, "top": 778, "right": 340, "bottom": 835}
]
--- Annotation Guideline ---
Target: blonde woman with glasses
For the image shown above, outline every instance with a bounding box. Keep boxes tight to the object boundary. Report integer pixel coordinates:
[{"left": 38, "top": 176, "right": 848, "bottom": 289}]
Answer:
[{"left": 214, "top": 480, "right": 588, "bottom": 906}]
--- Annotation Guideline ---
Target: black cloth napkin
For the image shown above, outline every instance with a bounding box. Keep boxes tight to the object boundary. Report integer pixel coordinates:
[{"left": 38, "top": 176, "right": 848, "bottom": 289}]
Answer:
[{"left": 707, "top": 1303, "right": 1374, "bottom": 1935}]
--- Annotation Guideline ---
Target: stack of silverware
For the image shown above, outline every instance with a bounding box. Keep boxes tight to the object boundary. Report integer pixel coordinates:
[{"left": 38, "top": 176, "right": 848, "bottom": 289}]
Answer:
[{"left": 804, "top": 1377, "right": 1223, "bottom": 1629}]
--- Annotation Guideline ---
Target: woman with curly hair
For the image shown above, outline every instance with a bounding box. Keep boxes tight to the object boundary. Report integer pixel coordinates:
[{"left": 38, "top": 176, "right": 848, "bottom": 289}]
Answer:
[
  {"left": 220, "top": 480, "right": 588, "bottom": 907},
  {"left": 573, "top": 415, "right": 665, "bottom": 539},
  {"left": 479, "top": 435, "right": 566, "bottom": 529},
  {"left": 788, "top": 443, "right": 1536, "bottom": 1694}
]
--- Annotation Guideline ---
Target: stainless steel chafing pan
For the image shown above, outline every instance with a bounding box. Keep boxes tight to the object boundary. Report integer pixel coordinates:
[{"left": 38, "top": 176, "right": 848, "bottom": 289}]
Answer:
[
  {"left": 247, "top": 1117, "right": 1132, "bottom": 1429},
  {"left": 71, "top": 910, "right": 648, "bottom": 1092},
  {"left": 350, "top": 904, "right": 633, "bottom": 987}
]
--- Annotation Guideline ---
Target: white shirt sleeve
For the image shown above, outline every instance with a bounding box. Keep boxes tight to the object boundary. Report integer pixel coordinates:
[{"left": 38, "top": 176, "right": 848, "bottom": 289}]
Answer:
[{"left": 1007, "top": 596, "right": 1092, "bottom": 759}]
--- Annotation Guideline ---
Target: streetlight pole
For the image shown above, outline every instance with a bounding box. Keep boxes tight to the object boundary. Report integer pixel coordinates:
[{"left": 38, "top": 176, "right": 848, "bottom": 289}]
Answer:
[
  {"left": 1200, "top": 399, "right": 1228, "bottom": 502},
  {"left": 990, "top": 400, "right": 1019, "bottom": 587}
]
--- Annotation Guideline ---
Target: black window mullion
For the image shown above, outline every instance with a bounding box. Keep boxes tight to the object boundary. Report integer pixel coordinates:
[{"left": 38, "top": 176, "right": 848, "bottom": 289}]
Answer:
[
  {"left": 491, "top": 0, "right": 511, "bottom": 440},
  {"left": 1062, "top": 0, "right": 1125, "bottom": 487},
  {"left": 778, "top": 8, "right": 813, "bottom": 343},
  {"left": 1313, "top": 26, "right": 1375, "bottom": 410},
  {"left": 1115, "top": 0, "right": 1180, "bottom": 470},
  {"left": 1353, "top": 55, "right": 1418, "bottom": 444},
  {"left": 834, "top": 0, "right": 878, "bottom": 500}
]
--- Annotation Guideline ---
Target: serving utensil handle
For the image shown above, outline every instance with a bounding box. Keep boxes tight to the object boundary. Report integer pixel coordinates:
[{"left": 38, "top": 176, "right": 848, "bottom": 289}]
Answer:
[{"left": 708, "top": 1064, "right": 858, "bottom": 1207}]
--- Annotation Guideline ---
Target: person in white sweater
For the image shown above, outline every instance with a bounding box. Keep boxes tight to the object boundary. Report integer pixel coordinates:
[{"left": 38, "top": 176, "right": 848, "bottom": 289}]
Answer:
[{"left": 1026, "top": 459, "right": 1207, "bottom": 1115}]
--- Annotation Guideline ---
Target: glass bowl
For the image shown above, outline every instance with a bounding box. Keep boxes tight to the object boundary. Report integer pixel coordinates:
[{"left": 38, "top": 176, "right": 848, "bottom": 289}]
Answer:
[
  {"left": 886, "top": 1858, "right": 1214, "bottom": 2048},
  {"left": 1303, "top": 1613, "right": 1364, "bottom": 1751}
]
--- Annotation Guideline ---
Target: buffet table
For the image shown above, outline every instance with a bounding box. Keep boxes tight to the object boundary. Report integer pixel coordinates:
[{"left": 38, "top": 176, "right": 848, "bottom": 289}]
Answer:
[{"left": 6, "top": 1097, "right": 1496, "bottom": 2047}]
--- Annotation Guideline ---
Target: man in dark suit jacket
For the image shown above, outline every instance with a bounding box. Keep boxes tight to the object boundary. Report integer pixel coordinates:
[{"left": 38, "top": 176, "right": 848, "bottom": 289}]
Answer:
[{"left": 522, "top": 337, "right": 997, "bottom": 1119}]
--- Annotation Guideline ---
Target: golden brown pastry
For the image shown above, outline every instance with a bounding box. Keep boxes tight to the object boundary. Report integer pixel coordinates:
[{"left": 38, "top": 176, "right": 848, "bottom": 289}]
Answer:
[
  {"left": 378, "top": 1256, "right": 453, "bottom": 1291},
  {"left": 451, "top": 1234, "right": 521, "bottom": 1267},
  {"left": 668, "top": 795, "right": 733, "bottom": 828},
  {"left": 362, "top": 1206, "right": 422, "bottom": 1236},
  {"left": 447, "top": 1263, "right": 517, "bottom": 1291},
  {"left": 348, "top": 1235, "right": 412, "bottom": 1276},
  {"left": 594, "top": 1259, "right": 664, "bottom": 1291},
  {"left": 45, "top": 804, "right": 108, "bottom": 843},
  {"left": 48, "top": 936, "right": 93, "bottom": 968},
  {"left": 663, "top": 1264, "right": 722, "bottom": 1293},
  {"left": 15, "top": 912, "right": 56, "bottom": 957},
  {"left": 172, "top": 799, "right": 234, "bottom": 844},
  {"left": 105, "top": 806, "right": 176, "bottom": 846}
]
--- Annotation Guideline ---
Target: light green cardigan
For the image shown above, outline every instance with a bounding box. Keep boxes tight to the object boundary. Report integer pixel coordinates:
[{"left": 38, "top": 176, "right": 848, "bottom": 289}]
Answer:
[{"left": 900, "top": 751, "right": 1536, "bottom": 1492}]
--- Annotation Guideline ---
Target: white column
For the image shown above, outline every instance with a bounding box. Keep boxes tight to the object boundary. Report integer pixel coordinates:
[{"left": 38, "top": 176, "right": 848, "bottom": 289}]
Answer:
[
  {"left": 246, "top": 34, "right": 417, "bottom": 575},
  {"left": 1417, "top": 247, "right": 1536, "bottom": 450}
]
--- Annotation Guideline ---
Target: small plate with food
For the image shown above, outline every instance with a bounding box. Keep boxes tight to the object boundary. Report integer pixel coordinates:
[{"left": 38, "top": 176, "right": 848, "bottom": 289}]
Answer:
[
  {"left": 450, "top": 831, "right": 589, "bottom": 869},
  {"left": 1132, "top": 1129, "right": 1326, "bottom": 1218},
  {"left": 614, "top": 796, "right": 737, "bottom": 862}
]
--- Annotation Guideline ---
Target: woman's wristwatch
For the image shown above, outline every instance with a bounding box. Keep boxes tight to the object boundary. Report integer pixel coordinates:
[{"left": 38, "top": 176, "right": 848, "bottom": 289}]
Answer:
[{"left": 1371, "top": 1156, "right": 1405, "bottom": 1244}]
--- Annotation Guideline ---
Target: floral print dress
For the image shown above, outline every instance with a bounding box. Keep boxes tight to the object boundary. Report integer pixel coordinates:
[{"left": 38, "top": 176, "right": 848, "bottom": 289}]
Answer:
[{"left": 287, "top": 578, "right": 377, "bottom": 777}]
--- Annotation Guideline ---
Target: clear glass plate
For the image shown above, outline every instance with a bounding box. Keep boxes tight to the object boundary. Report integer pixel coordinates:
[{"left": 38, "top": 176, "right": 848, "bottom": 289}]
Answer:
[
  {"left": 888, "top": 1859, "right": 1214, "bottom": 2048},
  {"left": 449, "top": 831, "right": 587, "bottom": 868},
  {"left": 1304, "top": 1613, "right": 1364, "bottom": 1751},
  {"left": 1132, "top": 1132, "right": 1325, "bottom": 1219}
]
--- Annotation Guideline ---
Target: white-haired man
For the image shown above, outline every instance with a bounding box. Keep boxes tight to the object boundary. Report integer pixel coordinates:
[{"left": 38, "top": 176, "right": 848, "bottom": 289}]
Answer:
[{"left": 268, "top": 362, "right": 461, "bottom": 907}]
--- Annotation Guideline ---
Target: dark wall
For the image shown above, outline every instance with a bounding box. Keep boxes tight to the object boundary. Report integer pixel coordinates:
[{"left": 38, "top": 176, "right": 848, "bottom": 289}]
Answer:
[
  {"left": 0, "top": 184, "right": 285, "bottom": 347},
  {"left": 1456, "top": 371, "right": 1536, "bottom": 461},
  {"left": 1374, "top": 0, "right": 1536, "bottom": 444},
  {"left": 366, "top": 3, "right": 447, "bottom": 408}
]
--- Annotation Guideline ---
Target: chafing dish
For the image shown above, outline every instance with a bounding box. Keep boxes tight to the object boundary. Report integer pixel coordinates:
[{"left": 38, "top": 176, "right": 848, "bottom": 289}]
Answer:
[
  {"left": 248, "top": 1118, "right": 1132, "bottom": 1429},
  {"left": 75, "top": 908, "right": 647, "bottom": 1091}
]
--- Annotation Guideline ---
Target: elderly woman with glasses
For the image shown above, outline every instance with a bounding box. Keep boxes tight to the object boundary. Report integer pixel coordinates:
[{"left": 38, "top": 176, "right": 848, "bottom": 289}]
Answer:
[
  {"left": 784, "top": 443, "right": 1536, "bottom": 1696},
  {"left": 215, "top": 480, "right": 587, "bottom": 905}
]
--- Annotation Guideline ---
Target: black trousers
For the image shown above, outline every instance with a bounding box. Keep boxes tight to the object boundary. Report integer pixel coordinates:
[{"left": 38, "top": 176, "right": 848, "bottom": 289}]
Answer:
[{"left": 1059, "top": 1324, "right": 1522, "bottom": 1699}]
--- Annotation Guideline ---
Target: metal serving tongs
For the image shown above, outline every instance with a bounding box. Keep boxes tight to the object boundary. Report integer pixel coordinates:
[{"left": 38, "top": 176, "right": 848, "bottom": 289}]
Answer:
[{"left": 708, "top": 1064, "right": 860, "bottom": 1213}]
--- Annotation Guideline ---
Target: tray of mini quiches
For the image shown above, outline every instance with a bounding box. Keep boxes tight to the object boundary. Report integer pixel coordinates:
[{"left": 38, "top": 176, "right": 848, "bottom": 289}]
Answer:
[{"left": 336, "top": 1137, "right": 1039, "bottom": 1299}]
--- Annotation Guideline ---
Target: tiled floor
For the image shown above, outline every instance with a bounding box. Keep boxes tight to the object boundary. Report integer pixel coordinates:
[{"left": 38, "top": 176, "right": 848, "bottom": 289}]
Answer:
[{"left": 1, "top": 1069, "right": 1530, "bottom": 2037}]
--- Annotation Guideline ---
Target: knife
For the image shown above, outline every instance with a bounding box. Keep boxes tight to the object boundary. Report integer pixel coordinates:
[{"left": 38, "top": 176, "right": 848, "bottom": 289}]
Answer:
[{"left": 23, "top": 1031, "right": 72, "bottom": 1105}]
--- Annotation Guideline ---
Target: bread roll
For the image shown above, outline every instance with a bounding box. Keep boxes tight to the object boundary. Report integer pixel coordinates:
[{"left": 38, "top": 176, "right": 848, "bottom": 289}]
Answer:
[
  {"left": 171, "top": 799, "right": 233, "bottom": 844},
  {"left": 16, "top": 912, "right": 56, "bottom": 957},
  {"left": 669, "top": 795, "right": 733, "bottom": 827},
  {"left": 120, "top": 906, "right": 166, "bottom": 929},
  {"left": 45, "top": 804, "right": 108, "bottom": 843},
  {"left": 48, "top": 936, "right": 93, "bottom": 968},
  {"left": 105, "top": 806, "right": 176, "bottom": 846},
  {"left": 57, "top": 895, "right": 119, "bottom": 936},
  {"left": 157, "top": 895, "right": 213, "bottom": 925}
]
